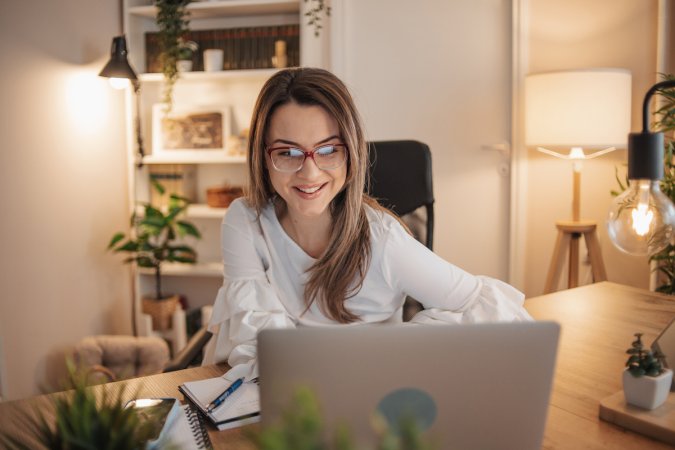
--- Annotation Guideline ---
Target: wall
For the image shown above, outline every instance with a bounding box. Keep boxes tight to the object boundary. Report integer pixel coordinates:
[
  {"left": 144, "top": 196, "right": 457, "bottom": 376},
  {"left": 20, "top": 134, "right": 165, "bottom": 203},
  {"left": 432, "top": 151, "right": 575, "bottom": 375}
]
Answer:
[
  {"left": 332, "top": 0, "right": 513, "bottom": 279},
  {"left": 521, "top": 0, "right": 660, "bottom": 296},
  {"left": 0, "top": 0, "right": 130, "bottom": 400}
]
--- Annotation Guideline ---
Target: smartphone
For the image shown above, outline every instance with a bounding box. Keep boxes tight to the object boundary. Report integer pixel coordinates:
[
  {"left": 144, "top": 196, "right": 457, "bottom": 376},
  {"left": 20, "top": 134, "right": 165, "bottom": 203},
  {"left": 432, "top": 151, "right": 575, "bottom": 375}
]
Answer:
[{"left": 125, "top": 397, "right": 181, "bottom": 447}]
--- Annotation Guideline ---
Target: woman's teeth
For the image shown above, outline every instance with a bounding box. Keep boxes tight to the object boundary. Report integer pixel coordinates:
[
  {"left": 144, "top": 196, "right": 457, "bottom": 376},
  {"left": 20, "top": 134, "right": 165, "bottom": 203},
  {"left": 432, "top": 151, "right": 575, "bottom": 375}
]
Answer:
[{"left": 297, "top": 185, "right": 322, "bottom": 194}]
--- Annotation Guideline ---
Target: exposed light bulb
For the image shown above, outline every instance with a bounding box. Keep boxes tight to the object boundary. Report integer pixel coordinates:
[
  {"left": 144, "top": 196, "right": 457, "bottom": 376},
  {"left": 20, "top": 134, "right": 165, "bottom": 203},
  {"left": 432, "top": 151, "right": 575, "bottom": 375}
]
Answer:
[
  {"left": 607, "top": 180, "right": 675, "bottom": 255},
  {"left": 108, "top": 77, "right": 129, "bottom": 89}
]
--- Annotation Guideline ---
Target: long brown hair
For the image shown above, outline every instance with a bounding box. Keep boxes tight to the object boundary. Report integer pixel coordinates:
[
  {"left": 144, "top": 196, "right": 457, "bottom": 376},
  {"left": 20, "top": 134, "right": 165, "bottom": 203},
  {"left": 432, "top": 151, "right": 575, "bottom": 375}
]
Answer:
[{"left": 246, "top": 67, "right": 378, "bottom": 323}]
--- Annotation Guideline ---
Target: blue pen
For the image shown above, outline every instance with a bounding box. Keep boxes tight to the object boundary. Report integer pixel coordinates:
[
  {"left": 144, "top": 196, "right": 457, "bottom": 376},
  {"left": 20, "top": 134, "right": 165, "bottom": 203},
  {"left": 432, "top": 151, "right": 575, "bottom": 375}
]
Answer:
[{"left": 207, "top": 377, "right": 245, "bottom": 413}]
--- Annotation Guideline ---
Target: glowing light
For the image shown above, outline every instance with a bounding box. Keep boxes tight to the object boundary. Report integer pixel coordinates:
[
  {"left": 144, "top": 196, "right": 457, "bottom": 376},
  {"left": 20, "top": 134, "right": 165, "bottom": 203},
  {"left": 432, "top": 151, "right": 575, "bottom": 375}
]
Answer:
[
  {"left": 65, "top": 70, "right": 108, "bottom": 133},
  {"left": 108, "top": 77, "right": 129, "bottom": 90},
  {"left": 631, "top": 204, "right": 653, "bottom": 236}
]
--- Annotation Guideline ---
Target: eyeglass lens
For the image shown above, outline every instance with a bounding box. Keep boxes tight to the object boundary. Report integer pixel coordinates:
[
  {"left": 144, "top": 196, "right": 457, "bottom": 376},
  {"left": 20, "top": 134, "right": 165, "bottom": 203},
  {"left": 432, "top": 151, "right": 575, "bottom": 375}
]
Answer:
[{"left": 269, "top": 145, "right": 346, "bottom": 172}]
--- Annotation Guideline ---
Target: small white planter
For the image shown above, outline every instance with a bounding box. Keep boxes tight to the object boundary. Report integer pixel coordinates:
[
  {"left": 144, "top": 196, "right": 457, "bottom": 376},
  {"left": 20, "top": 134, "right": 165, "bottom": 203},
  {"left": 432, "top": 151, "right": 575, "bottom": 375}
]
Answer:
[
  {"left": 622, "top": 368, "right": 673, "bottom": 410},
  {"left": 177, "top": 60, "right": 193, "bottom": 72}
]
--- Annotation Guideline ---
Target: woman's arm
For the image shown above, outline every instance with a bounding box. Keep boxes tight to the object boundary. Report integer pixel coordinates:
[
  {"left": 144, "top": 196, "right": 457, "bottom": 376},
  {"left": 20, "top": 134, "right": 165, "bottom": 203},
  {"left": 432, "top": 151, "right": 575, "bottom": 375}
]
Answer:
[
  {"left": 204, "top": 200, "right": 296, "bottom": 371},
  {"left": 380, "top": 219, "right": 529, "bottom": 321}
]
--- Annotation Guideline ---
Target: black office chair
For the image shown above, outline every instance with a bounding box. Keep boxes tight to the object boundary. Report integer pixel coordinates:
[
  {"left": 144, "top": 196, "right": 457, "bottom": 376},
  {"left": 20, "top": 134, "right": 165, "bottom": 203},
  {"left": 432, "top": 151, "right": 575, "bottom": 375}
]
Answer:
[
  {"left": 164, "top": 140, "right": 435, "bottom": 371},
  {"left": 367, "top": 140, "right": 435, "bottom": 320},
  {"left": 367, "top": 140, "right": 434, "bottom": 248}
]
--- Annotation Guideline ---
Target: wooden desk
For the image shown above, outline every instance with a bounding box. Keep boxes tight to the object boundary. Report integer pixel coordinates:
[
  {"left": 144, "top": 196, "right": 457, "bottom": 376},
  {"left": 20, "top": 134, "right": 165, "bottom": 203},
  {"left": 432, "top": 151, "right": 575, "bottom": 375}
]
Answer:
[
  {"left": 525, "top": 282, "right": 675, "bottom": 449},
  {"left": 1, "top": 282, "right": 675, "bottom": 449}
]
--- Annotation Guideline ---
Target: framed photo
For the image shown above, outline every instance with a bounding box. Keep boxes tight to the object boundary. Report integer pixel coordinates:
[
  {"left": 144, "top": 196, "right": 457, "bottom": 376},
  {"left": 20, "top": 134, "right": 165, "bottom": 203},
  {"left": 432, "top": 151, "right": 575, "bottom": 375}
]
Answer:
[{"left": 152, "top": 104, "right": 231, "bottom": 159}]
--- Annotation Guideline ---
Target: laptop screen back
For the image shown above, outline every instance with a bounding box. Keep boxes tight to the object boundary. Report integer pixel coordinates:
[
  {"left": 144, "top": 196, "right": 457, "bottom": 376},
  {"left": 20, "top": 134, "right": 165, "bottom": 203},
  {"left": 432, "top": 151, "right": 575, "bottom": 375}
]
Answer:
[{"left": 258, "top": 322, "right": 559, "bottom": 450}]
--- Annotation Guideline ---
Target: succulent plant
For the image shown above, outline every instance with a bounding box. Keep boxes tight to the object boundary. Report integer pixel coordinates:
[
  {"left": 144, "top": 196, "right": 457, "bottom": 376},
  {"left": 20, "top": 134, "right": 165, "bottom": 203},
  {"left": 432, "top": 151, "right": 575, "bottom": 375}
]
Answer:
[{"left": 625, "top": 332, "right": 667, "bottom": 377}]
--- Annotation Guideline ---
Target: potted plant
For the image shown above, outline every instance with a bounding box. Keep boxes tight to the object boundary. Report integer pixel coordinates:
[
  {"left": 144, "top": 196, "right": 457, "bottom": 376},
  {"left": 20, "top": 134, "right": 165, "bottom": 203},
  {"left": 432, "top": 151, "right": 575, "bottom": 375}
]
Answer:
[
  {"left": 0, "top": 362, "right": 156, "bottom": 450},
  {"left": 155, "top": 0, "right": 192, "bottom": 111},
  {"left": 108, "top": 182, "right": 201, "bottom": 331},
  {"left": 623, "top": 332, "right": 673, "bottom": 410},
  {"left": 176, "top": 37, "right": 198, "bottom": 72}
]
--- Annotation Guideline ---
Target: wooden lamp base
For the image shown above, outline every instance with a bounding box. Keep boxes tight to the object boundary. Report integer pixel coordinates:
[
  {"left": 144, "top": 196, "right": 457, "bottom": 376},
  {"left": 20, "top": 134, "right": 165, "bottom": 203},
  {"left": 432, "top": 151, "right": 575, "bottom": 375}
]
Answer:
[{"left": 544, "top": 220, "right": 608, "bottom": 294}]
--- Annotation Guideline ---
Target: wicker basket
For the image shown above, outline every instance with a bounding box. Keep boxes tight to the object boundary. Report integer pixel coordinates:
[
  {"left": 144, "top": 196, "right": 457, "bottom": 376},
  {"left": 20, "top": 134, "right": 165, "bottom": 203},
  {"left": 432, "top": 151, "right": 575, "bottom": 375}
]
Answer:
[
  {"left": 141, "top": 295, "right": 179, "bottom": 331},
  {"left": 207, "top": 186, "right": 244, "bottom": 208}
]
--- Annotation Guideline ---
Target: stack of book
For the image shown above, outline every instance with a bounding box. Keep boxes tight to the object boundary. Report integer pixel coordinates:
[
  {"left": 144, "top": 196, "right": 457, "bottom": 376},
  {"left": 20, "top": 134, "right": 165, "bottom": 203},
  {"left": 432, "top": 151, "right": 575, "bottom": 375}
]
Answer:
[{"left": 145, "top": 25, "right": 300, "bottom": 73}]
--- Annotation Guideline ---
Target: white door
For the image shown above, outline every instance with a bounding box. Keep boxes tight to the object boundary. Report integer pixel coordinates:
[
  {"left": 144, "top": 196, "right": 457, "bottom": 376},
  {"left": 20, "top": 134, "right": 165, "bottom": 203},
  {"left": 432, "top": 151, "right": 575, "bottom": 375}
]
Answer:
[{"left": 331, "top": 0, "right": 513, "bottom": 279}]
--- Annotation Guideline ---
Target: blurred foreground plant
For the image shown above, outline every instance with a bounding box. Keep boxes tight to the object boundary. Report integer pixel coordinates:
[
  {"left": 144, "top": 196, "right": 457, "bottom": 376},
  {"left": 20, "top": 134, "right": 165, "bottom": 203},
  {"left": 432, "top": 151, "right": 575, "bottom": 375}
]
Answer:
[
  {"left": 252, "top": 386, "right": 435, "bottom": 450},
  {"left": 0, "top": 361, "right": 157, "bottom": 450}
]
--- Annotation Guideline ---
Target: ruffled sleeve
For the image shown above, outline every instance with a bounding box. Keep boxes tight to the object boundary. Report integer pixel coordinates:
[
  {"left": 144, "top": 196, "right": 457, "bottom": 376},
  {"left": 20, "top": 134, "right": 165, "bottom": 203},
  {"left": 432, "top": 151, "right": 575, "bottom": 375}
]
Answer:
[
  {"left": 202, "top": 200, "right": 295, "bottom": 375},
  {"left": 379, "top": 215, "right": 532, "bottom": 324},
  {"left": 409, "top": 276, "right": 532, "bottom": 324}
]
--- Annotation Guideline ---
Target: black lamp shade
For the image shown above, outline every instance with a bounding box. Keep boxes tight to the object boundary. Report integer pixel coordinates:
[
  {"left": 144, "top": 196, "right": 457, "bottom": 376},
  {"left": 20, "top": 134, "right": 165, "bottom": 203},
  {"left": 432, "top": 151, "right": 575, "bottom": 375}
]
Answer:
[
  {"left": 626, "top": 79, "right": 675, "bottom": 181},
  {"left": 627, "top": 131, "right": 664, "bottom": 180},
  {"left": 99, "top": 36, "right": 138, "bottom": 81}
]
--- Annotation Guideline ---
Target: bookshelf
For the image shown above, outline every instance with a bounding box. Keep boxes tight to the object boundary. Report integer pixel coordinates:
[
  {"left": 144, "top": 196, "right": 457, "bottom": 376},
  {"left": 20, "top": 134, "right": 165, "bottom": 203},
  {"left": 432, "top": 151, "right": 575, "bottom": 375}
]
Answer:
[{"left": 122, "top": 0, "right": 329, "bottom": 353}]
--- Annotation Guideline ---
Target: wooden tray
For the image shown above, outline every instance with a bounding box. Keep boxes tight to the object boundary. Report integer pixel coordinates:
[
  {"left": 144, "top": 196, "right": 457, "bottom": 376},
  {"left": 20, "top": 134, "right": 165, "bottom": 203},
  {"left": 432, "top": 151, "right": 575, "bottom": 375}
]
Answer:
[{"left": 599, "top": 391, "right": 675, "bottom": 445}]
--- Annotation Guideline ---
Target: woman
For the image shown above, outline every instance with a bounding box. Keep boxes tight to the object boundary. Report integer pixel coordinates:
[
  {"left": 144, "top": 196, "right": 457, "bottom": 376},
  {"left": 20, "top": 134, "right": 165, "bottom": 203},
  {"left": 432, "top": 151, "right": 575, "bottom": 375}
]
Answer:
[{"left": 203, "top": 68, "right": 530, "bottom": 376}]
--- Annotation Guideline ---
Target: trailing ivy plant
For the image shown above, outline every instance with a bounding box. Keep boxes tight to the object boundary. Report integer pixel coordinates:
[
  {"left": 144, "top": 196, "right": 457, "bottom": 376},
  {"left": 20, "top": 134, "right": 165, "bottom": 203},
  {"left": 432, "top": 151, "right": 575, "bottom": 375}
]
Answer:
[
  {"left": 614, "top": 74, "right": 675, "bottom": 293},
  {"left": 304, "top": 0, "right": 331, "bottom": 37},
  {"left": 155, "top": 0, "right": 192, "bottom": 112}
]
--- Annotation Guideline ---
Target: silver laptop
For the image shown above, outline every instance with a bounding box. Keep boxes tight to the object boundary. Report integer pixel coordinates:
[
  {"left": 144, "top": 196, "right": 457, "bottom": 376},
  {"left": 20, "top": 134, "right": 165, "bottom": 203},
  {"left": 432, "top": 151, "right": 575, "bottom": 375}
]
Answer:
[{"left": 258, "top": 322, "right": 559, "bottom": 450}]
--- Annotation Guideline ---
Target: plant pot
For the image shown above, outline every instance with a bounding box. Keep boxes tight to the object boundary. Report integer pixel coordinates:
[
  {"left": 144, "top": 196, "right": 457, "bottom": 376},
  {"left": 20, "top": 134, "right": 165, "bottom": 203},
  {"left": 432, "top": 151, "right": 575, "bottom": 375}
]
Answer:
[
  {"left": 142, "top": 295, "right": 180, "bottom": 331},
  {"left": 206, "top": 186, "right": 244, "bottom": 208},
  {"left": 622, "top": 368, "right": 673, "bottom": 410},
  {"left": 177, "top": 59, "right": 193, "bottom": 72}
]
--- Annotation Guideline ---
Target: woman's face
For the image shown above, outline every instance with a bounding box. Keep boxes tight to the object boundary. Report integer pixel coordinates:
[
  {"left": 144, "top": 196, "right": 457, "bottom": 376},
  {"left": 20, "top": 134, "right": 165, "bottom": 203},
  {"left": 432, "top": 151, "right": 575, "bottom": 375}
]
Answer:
[{"left": 265, "top": 101, "right": 347, "bottom": 220}]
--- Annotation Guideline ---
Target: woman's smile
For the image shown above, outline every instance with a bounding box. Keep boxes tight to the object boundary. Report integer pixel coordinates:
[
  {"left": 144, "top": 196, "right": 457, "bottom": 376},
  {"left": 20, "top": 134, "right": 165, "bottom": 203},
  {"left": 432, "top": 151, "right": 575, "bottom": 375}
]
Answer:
[{"left": 294, "top": 182, "right": 327, "bottom": 196}]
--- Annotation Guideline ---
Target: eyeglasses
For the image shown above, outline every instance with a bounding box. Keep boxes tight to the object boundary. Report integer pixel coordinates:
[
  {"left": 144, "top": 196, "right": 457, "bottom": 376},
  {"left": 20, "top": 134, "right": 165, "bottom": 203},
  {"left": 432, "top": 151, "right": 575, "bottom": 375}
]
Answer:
[{"left": 266, "top": 143, "right": 347, "bottom": 172}]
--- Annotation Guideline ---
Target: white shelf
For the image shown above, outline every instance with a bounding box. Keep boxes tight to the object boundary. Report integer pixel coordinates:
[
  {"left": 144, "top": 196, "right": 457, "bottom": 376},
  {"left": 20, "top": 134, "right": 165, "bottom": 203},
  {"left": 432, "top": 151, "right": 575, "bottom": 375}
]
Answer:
[
  {"left": 138, "top": 68, "right": 279, "bottom": 83},
  {"left": 130, "top": 0, "right": 299, "bottom": 20},
  {"left": 140, "top": 261, "right": 224, "bottom": 277},
  {"left": 143, "top": 154, "right": 246, "bottom": 164},
  {"left": 135, "top": 203, "right": 228, "bottom": 219},
  {"left": 187, "top": 204, "right": 228, "bottom": 218}
]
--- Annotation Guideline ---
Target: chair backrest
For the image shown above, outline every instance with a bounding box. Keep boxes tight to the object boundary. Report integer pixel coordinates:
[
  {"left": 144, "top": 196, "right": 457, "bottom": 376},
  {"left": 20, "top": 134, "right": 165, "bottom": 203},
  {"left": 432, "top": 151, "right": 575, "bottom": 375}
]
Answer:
[
  {"left": 366, "top": 140, "right": 435, "bottom": 250},
  {"left": 73, "top": 335, "right": 169, "bottom": 384}
]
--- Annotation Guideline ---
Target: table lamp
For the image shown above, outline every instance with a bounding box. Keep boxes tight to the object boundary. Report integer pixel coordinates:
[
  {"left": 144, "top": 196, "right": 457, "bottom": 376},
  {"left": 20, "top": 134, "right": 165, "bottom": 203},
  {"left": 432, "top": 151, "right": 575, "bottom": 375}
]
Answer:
[
  {"left": 525, "top": 69, "right": 632, "bottom": 293},
  {"left": 607, "top": 79, "right": 675, "bottom": 256}
]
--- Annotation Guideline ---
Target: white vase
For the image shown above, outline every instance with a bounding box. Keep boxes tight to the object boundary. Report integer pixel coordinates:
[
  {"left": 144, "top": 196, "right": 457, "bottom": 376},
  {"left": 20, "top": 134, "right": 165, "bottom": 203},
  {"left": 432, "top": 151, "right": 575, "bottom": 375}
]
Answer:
[
  {"left": 622, "top": 368, "right": 673, "bottom": 410},
  {"left": 203, "top": 49, "right": 224, "bottom": 72},
  {"left": 177, "top": 60, "right": 193, "bottom": 72}
]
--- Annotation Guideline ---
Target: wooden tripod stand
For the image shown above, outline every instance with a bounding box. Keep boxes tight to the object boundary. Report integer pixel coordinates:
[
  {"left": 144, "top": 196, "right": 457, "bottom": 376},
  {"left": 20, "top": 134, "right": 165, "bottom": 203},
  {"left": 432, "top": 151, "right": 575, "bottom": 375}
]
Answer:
[{"left": 543, "top": 166, "right": 608, "bottom": 294}]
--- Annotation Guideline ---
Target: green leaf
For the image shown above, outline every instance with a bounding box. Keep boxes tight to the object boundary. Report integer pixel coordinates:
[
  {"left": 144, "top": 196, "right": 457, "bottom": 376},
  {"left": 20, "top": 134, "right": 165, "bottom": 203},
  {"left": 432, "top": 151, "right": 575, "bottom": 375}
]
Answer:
[
  {"left": 114, "top": 240, "right": 140, "bottom": 253},
  {"left": 144, "top": 205, "right": 164, "bottom": 219},
  {"left": 136, "top": 256, "right": 156, "bottom": 268},
  {"left": 150, "top": 178, "right": 166, "bottom": 195},
  {"left": 107, "top": 232, "right": 125, "bottom": 249},
  {"left": 169, "top": 193, "right": 191, "bottom": 203},
  {"left": 629, "top": 366, "right": 646, "bottom": 377},
  {"left": 177, "top": 221, "right": 202, "bottom": 238}
]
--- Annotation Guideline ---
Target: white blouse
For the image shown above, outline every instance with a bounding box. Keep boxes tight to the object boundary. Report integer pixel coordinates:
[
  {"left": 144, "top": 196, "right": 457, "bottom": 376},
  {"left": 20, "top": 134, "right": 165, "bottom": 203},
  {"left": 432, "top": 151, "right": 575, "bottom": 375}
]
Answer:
[{"left": 203, "top": 198, "right": 531, "bottom": 376}]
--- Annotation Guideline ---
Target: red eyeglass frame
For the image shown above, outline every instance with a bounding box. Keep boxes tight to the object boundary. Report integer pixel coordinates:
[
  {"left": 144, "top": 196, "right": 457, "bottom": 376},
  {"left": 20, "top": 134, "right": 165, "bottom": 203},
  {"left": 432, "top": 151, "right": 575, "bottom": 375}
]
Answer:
[{"left": 265, "top": 143, "right": 348, "bottom": 171}]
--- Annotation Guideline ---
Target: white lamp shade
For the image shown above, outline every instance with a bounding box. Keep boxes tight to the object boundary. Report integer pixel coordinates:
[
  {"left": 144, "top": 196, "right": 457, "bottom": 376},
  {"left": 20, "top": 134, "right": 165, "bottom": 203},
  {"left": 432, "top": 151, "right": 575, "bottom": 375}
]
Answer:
[{"left": 525, "top": 69, "right": 632, "bottom": 149}]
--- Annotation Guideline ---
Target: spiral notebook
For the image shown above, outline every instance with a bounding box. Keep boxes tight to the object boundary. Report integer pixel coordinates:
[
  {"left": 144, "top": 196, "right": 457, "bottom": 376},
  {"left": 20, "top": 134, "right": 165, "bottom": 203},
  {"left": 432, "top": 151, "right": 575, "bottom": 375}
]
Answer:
[
  {"left": 179, "top": 377, "right": 260, "bottom": 431},
  {"left": 165, "top": 404, "right": 213, "bottom": 450}
]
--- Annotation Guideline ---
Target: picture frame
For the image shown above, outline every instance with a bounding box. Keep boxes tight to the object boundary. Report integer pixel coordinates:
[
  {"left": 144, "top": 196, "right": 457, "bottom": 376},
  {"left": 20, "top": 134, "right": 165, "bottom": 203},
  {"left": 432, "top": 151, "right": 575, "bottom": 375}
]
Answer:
[{"left": 152, "top": 104, "right": 231, "bottom": 159}]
